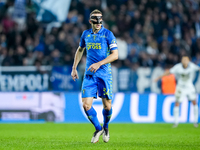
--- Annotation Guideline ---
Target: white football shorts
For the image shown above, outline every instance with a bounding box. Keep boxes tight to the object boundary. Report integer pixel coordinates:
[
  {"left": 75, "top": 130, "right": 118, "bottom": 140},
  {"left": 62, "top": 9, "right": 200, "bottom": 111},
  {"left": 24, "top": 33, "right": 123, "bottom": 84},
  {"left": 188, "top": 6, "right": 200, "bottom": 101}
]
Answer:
[{"left": 175, "top": 84, "right": 196, "bottom": 102}]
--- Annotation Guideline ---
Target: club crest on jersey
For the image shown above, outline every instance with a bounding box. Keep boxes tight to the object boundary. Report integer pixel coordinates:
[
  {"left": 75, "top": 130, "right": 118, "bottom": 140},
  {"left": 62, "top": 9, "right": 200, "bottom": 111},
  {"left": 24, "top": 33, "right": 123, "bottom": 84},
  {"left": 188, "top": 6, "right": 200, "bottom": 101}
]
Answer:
[
  {"left": 87, "top": 34, "right": 90, "bottom": 37},
  {"left": 93, "top": 35, "right": 97, "bottom": 40}
]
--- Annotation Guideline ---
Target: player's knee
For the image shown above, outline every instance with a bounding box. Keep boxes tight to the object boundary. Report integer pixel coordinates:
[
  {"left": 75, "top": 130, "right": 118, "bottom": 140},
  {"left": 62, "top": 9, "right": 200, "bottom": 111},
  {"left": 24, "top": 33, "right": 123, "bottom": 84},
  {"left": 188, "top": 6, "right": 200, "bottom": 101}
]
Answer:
[
  {"left": 82, "top": 102, "right": 91, "bottom": 111},
  {"left": 192, "top": 100, "right": 197, "bottom": 105},
  {"left": 103, "top": 103, "right": 112, "bottom": 111},
  {"left": 175, "top": 102, "right": 179, "bottom": 107}
]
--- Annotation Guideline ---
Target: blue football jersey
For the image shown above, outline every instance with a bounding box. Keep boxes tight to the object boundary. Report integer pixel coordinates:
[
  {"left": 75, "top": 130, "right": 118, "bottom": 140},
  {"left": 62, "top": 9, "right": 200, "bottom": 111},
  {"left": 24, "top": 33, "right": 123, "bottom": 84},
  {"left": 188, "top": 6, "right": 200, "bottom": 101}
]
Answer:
[{"left": 79, "top": 25, "right": 118, "bottom": 76}]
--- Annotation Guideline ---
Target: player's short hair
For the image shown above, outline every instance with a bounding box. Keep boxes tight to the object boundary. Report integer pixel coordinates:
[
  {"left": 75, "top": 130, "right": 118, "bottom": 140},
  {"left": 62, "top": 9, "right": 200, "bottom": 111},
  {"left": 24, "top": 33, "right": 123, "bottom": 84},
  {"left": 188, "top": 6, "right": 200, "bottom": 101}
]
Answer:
[
  {"left": 90, "top": 9, "right": 102, "bottom": 17},
  {"left": 181, "top": 53, "right": 191, "bottom": 59}
]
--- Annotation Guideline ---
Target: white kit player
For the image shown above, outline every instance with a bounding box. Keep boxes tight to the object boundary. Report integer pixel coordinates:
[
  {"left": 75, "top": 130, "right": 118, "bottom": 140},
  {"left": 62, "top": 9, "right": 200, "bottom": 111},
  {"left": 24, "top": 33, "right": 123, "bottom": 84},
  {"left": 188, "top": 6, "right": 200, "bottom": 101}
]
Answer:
[{"left": 155, "top": 54, "right": 200, "bottom": 127}]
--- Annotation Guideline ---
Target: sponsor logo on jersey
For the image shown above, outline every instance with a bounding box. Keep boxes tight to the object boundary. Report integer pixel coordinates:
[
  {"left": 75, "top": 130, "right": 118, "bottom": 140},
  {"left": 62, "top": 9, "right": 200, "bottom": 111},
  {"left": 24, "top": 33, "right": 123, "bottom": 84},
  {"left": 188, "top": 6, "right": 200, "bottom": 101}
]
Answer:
[{"left": 87, "top": 43, "right": 101, "bottom": 50}]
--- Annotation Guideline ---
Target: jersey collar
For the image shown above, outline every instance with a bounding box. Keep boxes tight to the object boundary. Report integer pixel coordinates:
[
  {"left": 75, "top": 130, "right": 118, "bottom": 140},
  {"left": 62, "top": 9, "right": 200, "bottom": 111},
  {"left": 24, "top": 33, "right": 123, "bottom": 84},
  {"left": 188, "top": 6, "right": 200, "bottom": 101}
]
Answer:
[
  {"left": 182, "top": 62, "right": 190, "bottom": 69},
  {"left": 90, "top": 25, "right": 104, "bottom": 34}
]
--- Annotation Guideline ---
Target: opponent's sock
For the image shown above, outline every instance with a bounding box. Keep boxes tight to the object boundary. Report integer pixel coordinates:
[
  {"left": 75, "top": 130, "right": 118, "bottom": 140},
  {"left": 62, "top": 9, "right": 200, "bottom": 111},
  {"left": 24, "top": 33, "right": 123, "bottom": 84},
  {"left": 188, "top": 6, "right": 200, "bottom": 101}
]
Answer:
[
  {"left": 85, "top": 107, "right": 102, "bottom": 131},
  {"left": 194, "top": 104, "right": 198, "bottom": 124},
  {"left": 103, "top": 108, "right": 112, "bottom": 128},
  {"left": 173, "top": 106, "right": 179, "bottom": 125}
]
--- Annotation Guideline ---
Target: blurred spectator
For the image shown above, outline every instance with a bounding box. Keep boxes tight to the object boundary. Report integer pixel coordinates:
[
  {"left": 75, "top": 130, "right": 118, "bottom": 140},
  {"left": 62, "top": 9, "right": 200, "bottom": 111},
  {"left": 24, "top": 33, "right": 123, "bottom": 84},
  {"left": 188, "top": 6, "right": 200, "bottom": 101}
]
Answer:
[
  {"left": 0, "top": 0, "right": 199, "bottom": 69},
  {"left": 117, "top": 36, "right": 128, "bottom": 61},
  {"left": 192, "top": 52, "right": 200, "bottom": 66},
  {"left": 50, "top": 49, "right": 62, "bottom": 66},
  {"left": 13, "top": 45, "right": 26, "bottom": 66},
  {"left": 138, "top": 51, "right": 153, "bottom": 67}
]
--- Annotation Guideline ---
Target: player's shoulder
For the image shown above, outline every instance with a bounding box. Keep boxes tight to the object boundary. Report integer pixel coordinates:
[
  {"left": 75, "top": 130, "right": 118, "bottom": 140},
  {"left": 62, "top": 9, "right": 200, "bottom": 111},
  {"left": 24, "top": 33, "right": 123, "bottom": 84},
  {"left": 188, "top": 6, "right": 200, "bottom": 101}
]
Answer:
[
  {"left": 82, "top": 29, "right": 92, "bottom": 36},
  {"left": 102, "top": 27, "right": 111, "bottom": 33},
  {"left": 101, "top": 27, "right": 113, "bottom": 36},
  {"left": 189, "top": 62, "right": 196, "bottom": 66},
  {"left": 174, "top": 63, "right": 182, "bottom": 68},
  {"left": 189, "top": 62, "right": 199, "bottom": 68}
]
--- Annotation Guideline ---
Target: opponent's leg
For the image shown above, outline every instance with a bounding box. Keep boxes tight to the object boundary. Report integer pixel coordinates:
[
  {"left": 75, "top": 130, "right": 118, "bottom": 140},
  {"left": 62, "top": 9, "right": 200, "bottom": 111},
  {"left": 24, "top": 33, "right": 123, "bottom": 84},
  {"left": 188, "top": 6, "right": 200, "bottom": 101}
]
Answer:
[
  {"left": 173, "top": 102, "right": 180, "bottom": 128},
  {"left": 102, "top": 98, "right": 112, "bottom": 142},
  {"left": 192, "top": 100, "right": 198, "bottom": 127},
  {"left": 82, "top": 97, "right": 103, "bottom": 143}
]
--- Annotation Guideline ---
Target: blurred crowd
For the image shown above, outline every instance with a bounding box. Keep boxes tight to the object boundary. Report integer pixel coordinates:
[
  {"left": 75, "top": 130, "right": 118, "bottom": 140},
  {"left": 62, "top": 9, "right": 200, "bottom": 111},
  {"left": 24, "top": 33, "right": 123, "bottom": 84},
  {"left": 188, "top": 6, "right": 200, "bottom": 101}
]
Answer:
[{"left": 0, "top": 0, "right": 200, "bottom": 69}]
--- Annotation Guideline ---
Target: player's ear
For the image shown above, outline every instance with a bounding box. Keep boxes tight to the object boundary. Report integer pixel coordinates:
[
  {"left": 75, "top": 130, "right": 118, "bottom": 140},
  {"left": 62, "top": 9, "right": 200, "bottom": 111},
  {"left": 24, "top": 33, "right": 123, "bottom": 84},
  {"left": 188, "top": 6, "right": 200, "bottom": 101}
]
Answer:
[{"left": 89, "top": 20, "right": 92, "bottom": 25}]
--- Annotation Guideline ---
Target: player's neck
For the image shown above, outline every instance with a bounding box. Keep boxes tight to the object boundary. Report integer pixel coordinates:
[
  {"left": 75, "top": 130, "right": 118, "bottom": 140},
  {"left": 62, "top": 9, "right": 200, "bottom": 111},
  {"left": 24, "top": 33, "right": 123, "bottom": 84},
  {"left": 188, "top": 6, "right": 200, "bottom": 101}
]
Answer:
[
  {"left": 183, "top": 64, "right": 188, "bottom": 69},
  {"left": 92, "top": 27, "right": 101, "bottom": 34}
]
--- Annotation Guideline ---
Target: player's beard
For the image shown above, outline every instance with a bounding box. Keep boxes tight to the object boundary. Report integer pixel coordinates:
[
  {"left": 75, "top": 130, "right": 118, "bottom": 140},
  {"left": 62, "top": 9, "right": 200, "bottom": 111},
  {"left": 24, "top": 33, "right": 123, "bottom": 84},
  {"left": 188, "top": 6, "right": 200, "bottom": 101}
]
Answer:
[{"left": 93, "top": 24, "right": 101, "bottom": 33}]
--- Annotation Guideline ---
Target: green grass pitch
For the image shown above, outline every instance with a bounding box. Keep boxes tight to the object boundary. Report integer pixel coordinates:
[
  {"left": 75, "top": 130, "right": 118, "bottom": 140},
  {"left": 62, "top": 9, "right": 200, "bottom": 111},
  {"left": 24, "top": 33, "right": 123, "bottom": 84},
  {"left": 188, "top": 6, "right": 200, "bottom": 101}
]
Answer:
[{"left": 0, "top": 123, "right": 199, "bottom": 150}]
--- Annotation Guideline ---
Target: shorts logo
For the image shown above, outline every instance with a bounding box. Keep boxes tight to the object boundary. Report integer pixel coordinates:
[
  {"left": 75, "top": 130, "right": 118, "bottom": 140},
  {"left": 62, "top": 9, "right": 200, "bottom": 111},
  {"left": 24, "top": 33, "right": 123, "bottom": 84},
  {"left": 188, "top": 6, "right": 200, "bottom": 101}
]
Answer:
[
  {"left": 82, "top": 89, "right": 85, "bottom": 94},
  {"left": 103, "top": 88, "right": 110, "bottom": 97}
]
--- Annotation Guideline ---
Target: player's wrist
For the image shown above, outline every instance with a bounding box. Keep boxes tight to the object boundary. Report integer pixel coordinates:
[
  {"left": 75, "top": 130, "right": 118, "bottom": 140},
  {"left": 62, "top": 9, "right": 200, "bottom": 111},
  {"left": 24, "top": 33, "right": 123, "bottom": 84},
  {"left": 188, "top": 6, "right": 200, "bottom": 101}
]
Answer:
[
  {"left": 98, "top": 61, "right": 103, "bottom": 66},
  {"left": 72, "top": 66, "right": 77, "bottom": 70}
]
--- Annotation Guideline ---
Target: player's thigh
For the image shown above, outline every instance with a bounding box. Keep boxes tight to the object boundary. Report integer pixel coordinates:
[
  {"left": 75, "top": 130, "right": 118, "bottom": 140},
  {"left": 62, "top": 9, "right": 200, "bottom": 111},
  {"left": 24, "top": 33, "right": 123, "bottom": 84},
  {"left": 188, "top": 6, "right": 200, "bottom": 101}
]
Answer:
[
  {"left": 175, "top": 86, "right": 185, "bottom": 103},
  {"left": 186, "top": 87, "right": 196, "bottom": 101},
  {"left": 82, "top": 75, "right": 98, "bottom": 99},
  {"left": 97, "top": 76, "right": 113, "bottom": 100}
]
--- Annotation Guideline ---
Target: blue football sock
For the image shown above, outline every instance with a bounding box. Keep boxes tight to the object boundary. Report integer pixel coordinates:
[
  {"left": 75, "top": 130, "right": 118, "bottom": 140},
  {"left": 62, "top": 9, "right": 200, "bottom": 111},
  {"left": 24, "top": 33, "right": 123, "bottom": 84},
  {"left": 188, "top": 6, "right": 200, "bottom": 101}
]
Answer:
[
  {"left": 103, "top": 108, "right": 112, "bottom": 128},
  {"left": 85, "top": 107, "right": 102, "bottom": 131}
]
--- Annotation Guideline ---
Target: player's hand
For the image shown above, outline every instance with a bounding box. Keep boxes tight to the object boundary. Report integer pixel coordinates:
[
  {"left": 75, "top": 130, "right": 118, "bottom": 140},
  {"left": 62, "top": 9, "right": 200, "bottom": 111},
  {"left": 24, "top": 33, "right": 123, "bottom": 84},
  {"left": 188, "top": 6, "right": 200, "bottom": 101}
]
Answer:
[
  {"left": 154, "top": 77, "right": 160, "bottom": 82},
  {"left": 88, "top": 62, "right": 101, "bottom": 73},
  {"left": 71, "top": 69, "right": 79, "bottom": 81}
]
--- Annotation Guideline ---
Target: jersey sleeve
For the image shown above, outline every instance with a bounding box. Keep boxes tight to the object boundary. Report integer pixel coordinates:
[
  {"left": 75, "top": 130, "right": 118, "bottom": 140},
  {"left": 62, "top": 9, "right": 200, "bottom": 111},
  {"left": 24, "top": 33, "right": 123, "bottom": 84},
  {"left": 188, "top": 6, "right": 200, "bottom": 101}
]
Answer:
[
  {"left": 191, "top": 63, "right": 200, "bottom": 71},
  {"left": 79, "top": 31, "right": 86, "bottom": 48},
  {"left": 107, "top": 31, "right": 118, "bottom": 50},
  {"left": 170, "top": 64, "right": 179, "bottom": 74}
]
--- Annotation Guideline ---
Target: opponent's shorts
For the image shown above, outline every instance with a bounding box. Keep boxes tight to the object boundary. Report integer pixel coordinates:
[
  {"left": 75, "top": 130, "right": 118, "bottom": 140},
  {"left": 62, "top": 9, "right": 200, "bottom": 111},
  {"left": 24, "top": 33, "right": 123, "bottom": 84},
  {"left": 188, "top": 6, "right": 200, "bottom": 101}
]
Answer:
[
  {"left": 81, "top": 75, "right": 113, "bottom": 100},
  {"left": 175, "top": 85, "right": 196, "bottom": 103}
]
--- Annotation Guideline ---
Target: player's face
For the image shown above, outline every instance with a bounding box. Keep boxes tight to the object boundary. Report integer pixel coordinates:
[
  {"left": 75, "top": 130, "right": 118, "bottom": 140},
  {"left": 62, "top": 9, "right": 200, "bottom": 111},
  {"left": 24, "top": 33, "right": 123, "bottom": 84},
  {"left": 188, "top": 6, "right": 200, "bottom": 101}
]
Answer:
[
  {"left": 181, "top": 56, "right": 190, "bottom": 68},
  {"left": 90, "top": 14, "right": 102, "bottom": 30}
]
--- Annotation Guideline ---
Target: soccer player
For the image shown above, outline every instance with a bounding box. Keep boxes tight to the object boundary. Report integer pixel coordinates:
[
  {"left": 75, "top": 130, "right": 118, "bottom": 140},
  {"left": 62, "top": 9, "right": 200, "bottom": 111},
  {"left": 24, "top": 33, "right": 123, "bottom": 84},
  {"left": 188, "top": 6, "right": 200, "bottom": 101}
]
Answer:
[
  {"left": 155, "top": 54, "right": 200, "bottom": 128},
  {"left": 71, "top": 9, "right": 118, "bottom": 143}
]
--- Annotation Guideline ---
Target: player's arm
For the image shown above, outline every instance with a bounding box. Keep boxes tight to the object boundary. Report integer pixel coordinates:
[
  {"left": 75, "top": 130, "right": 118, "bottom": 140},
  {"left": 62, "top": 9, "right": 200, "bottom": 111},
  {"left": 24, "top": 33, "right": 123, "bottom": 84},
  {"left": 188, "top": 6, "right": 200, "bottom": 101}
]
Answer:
[
  {"left": 88, "top": 49, "right": 118, "bottom": 73},
  {"left": 99, "top": 49, "right": 118, "bottom": 65},
  {"left": 154, "top": 69, "right": 171, "bottom": 82},
  {"left": 154, "top": 64, "right": 178, "bottom": 82},
  {"left": 71, "top": 46, "right": 85, "bottom": 81}
]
